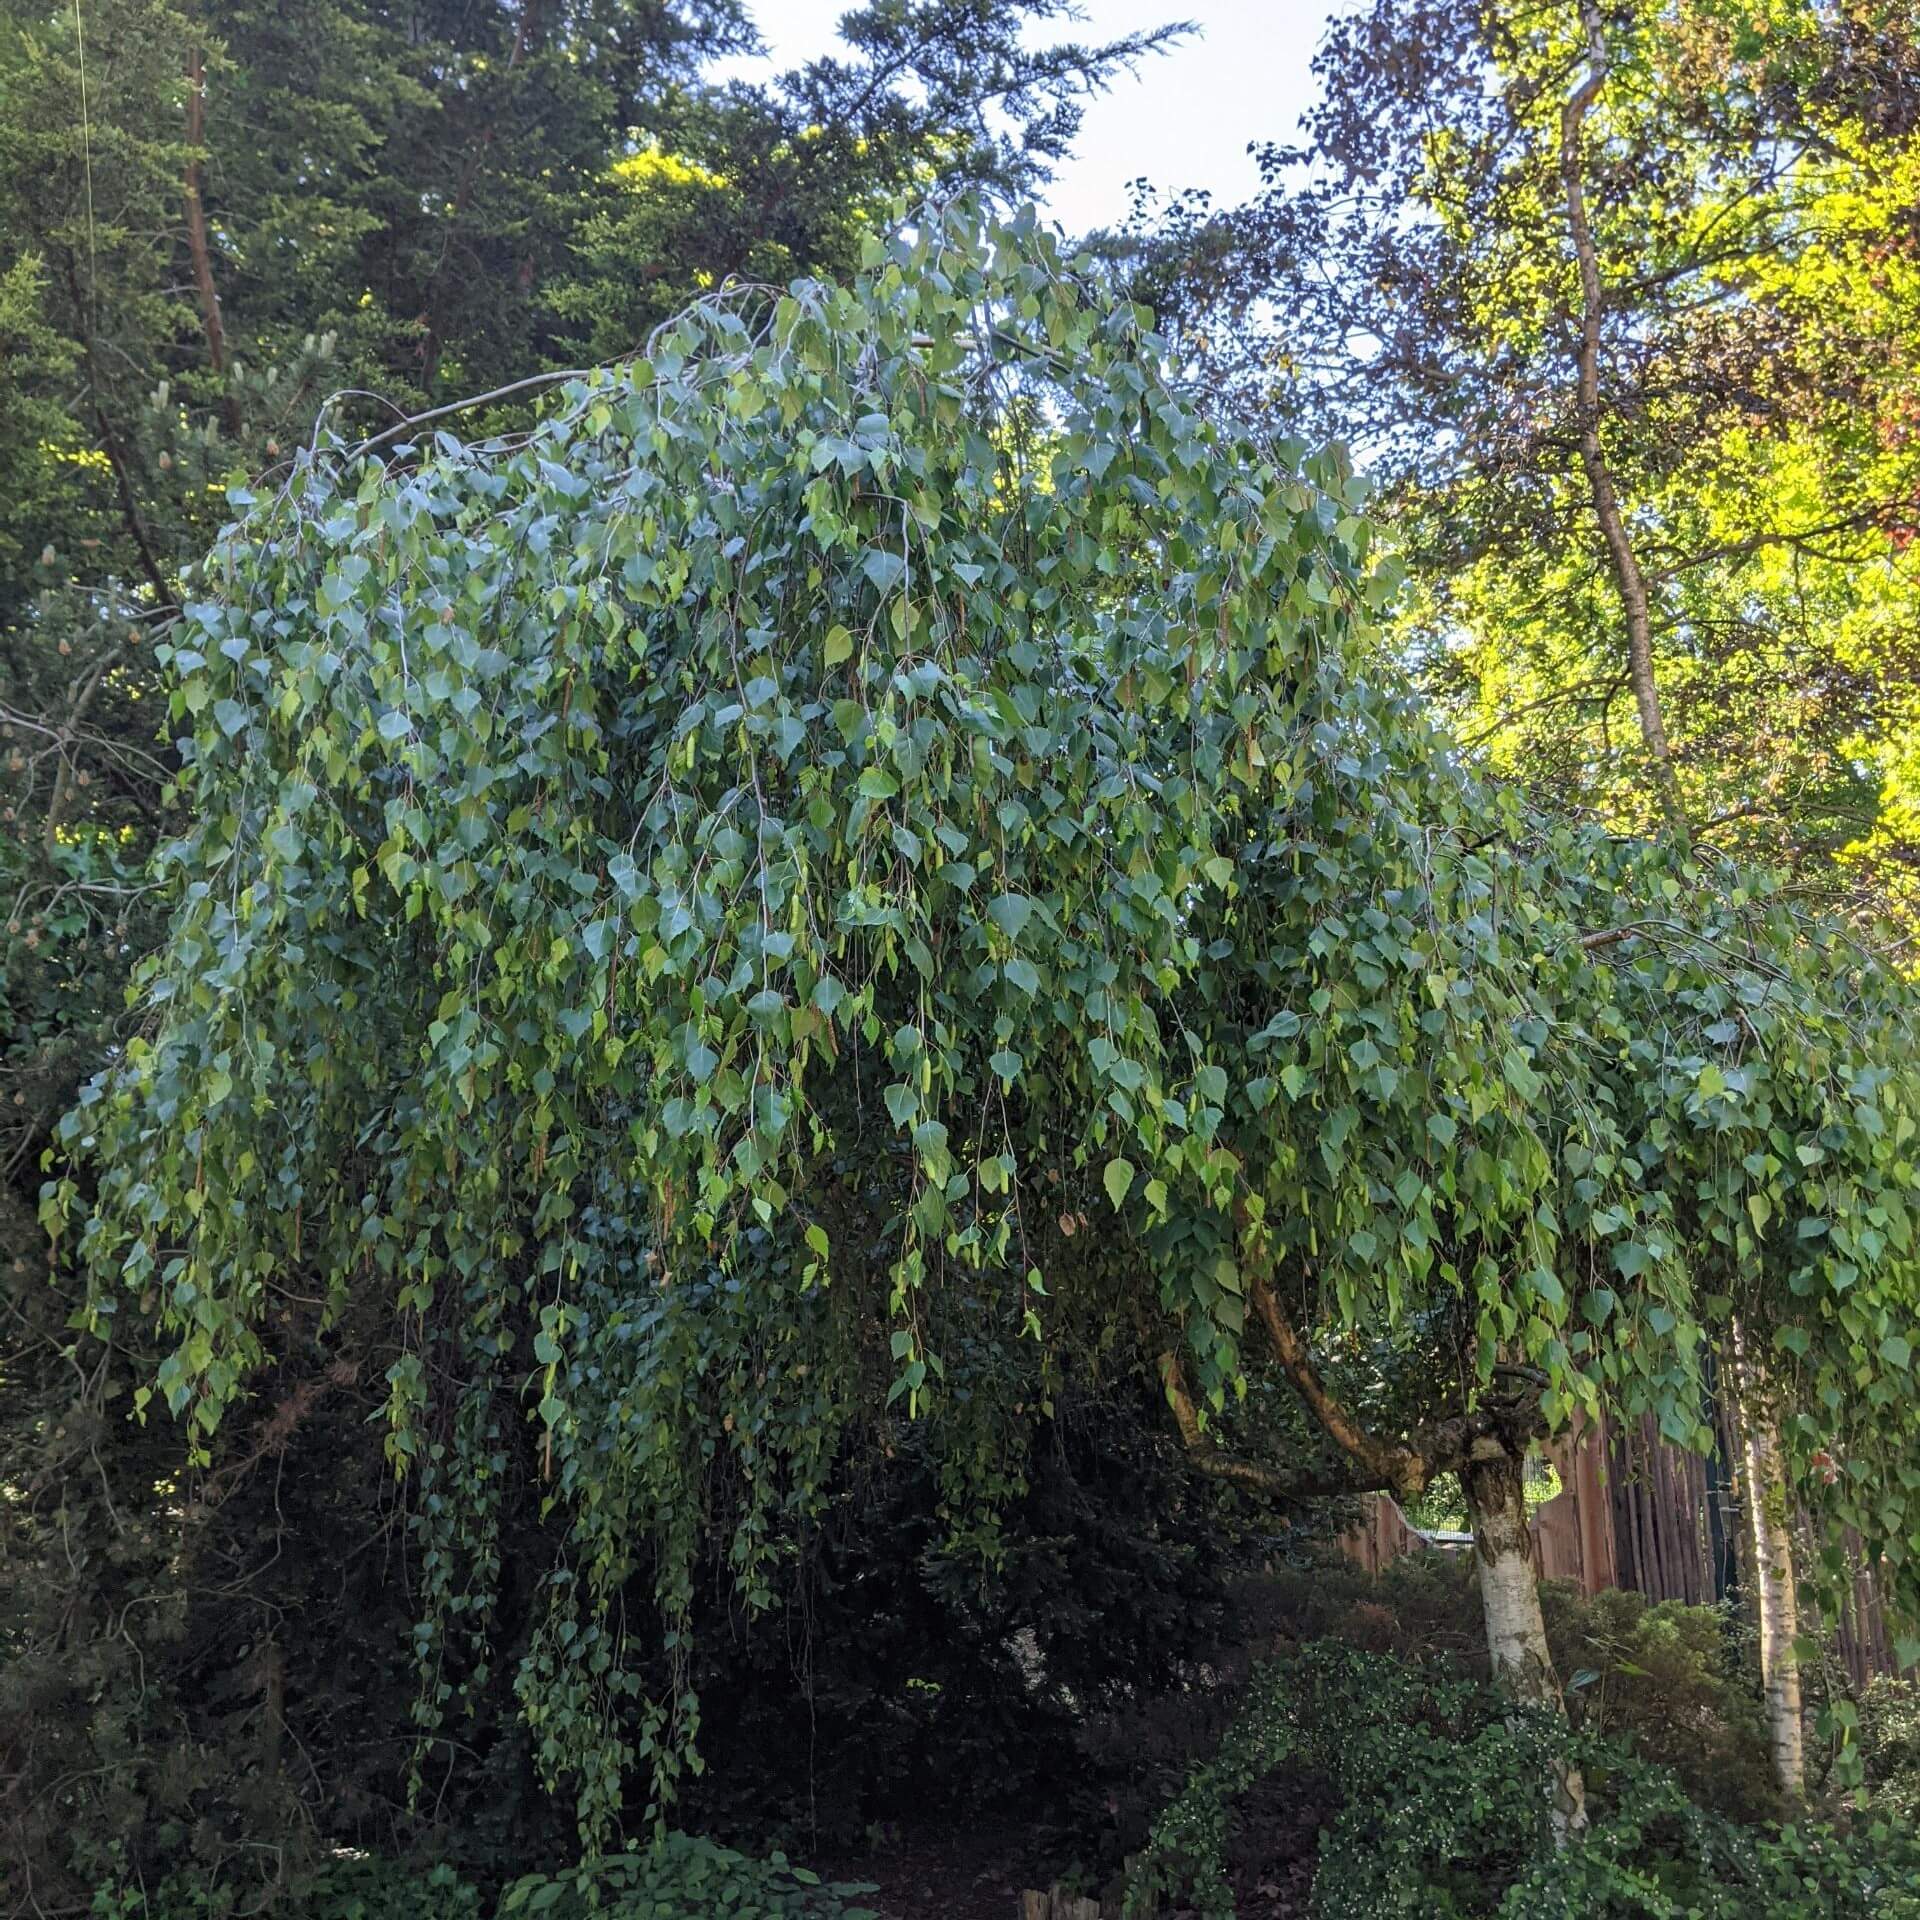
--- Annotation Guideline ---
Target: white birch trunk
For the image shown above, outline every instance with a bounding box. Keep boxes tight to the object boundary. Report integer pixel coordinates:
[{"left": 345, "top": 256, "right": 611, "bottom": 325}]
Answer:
[
  {"left": 1729, "top": 1320, "right": 1807, "bottom": 1803},
  {"left": 1743, "top": 1412, "right": 1807, "bottom": 1801},
  {"left": 1463, "top": 1446, "right": 1587, "bottom": 1840}
]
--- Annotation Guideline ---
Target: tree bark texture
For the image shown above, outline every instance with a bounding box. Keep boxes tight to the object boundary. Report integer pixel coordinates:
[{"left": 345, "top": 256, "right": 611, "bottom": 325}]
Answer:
[
  {"left": 1726, "top": 1320, "right": 1807, "bottom": 1802},
  {"left": 1462, "top": 1445, "right": 1588, "bottom": 1839},
  {"left": 1743, "top": 1412, "right": 1808, "bottom": 1801}
]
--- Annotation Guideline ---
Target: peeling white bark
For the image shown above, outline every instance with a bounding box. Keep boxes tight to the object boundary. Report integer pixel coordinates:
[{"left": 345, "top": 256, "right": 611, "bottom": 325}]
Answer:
[
  {"left": 1729, "top": 1320, "right": 1807, "bottom": 1803},
  {"left": 1463, "top": 1446, "right": 1588, "bottom": 1840},
  {"left": 1743, "top": 1413, "right": 1807, "bottom": 1801}
]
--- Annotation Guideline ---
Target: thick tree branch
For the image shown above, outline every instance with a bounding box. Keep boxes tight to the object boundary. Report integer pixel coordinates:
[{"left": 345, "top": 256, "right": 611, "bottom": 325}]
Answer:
[
  {"left": 1244, "top": 1271, "right": 1432, "bottom": 1496},
  {"left": 1157, "top": 1350, "right": 1402, "bottom": 1501},
  {"left": 1578, "top": 921, "right": 1656, "bottom": 951},
  {"left": 1235, "top": 1222, "right": 1552, "bottom": 1499}
]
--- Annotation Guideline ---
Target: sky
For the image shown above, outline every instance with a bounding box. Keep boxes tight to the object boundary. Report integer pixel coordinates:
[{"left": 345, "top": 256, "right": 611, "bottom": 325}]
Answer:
[{"left": 713, "top": 1, "right": 1340, "bottom": 236}]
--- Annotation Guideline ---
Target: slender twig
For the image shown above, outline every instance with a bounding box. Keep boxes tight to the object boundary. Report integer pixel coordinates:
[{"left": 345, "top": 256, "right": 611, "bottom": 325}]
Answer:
[{"left": 341, "top": 368, "right": 598, "bottom": 461}]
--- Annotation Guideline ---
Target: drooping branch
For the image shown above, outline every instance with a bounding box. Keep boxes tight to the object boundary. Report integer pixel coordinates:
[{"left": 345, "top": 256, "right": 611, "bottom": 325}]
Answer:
[{"left": 340, "top": 368, "right": 592, "bottom": 462}]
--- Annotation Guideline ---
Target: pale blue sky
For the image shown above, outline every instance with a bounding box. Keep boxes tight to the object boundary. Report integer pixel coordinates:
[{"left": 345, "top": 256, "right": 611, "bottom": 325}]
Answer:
[{"left": 715, "top": 1, "right": 1340, "bottom": 236}]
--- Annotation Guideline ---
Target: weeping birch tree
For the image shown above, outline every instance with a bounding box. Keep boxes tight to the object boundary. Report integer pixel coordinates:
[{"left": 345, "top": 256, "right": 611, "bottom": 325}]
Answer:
[{"left": 47, "top": 203, "right": 1920, "bottom": 1847}]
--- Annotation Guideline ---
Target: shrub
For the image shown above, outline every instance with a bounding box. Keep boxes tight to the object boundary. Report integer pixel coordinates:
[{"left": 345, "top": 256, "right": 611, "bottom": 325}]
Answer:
[
  {"left": 1125, "top": 1644, "right": 1920, "bottom": 1920},
  {"left": 89, "top": 1856, "right": 482, "bottom": 1920},
  {"left": 1545, "top": 1585, "right": 1776, "bottom": 1822},
  {"left": 92, "top": 1839, "right": 879, "bottom": 1920},
  {"left": 1858, "top": 1676, "right": 1920, "bottom": 1824},
  {"left": 499, "top": 1833, "right": 879, "bottom": 1918},
  {"left": 1227, "top": 1550, "right": 1778, "bottom": 1818}
]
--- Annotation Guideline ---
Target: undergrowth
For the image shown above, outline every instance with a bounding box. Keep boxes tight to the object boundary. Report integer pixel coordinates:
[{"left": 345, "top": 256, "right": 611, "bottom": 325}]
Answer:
[{"left": 1125, "top": 1643, "right": 1920, "bottom": 1920}]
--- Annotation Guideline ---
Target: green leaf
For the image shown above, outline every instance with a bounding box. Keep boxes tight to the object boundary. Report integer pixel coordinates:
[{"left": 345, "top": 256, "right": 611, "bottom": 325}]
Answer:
[
  {"left": 1003, "top": 956, "right": 1040, "bottom": 996},
  {"left": 1501, "top": 1048, "right": 1542, "bottom": 1103},
  {"left": 987, "top": 893, "right": 1033, "bottom": 941},
  {"left": 1103, "top": 1157, "right": 1135, "bottom": 1209}
]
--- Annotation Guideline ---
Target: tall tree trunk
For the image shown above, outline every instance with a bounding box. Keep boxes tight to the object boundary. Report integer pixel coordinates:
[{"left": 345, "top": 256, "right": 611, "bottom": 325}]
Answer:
[
  {"left": 1745, "top": 1422, "right": 1807, "bottom": 1800},
  {"left": 1561, "top": 4, "right": 1810, "bottom": 1794},
  {"left": 1462, "top": 1445, "right": 1588, "bottom": 1840},
  {"left": 184, "top": 46, "right": 240, "bottom": 435},
  {"left": 1729, "top": 1325, "right": 1806, "bottom": 1801},
  {"left": 1559, "top": 0, "right": 1685, "bottom": 837}
]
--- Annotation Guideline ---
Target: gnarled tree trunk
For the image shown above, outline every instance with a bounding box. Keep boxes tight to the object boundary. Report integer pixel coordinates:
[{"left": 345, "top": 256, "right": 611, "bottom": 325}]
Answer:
[{"left": 1462, "top": 1444, "right": 1587, "bottom": 1840}]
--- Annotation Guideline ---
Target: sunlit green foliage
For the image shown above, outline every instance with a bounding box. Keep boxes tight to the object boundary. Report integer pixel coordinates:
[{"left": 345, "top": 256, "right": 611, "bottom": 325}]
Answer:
[{"left": 1129, "top": 0, "right": 1920, "bottom": 911}]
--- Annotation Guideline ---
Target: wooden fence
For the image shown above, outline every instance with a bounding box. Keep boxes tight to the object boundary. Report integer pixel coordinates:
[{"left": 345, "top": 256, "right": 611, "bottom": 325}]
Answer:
[{"left": 1340, "top": 1407, "right": 1901, "bottom": 1687}]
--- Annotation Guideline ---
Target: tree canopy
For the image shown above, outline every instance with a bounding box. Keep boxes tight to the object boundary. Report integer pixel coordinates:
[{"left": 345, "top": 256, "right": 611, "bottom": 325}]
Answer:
[
  {"left": 46, "top": 199, "right": 1920, "bottom": 1846},
  {"left": 1128, "top": 0, "right": 1920, "bottom": 907},
  {"left": 0, "top": 0, "right": 1175, "bottom": 1188}
]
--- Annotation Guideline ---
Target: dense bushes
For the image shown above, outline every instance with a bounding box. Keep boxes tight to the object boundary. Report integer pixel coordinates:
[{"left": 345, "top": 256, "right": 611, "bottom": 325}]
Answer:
[
  {"left": 87, "top": 1857, "right": 481, "bottom": 1920},
  {"left": 686, "top": 1380, "right": 1311, "bottom": 1847},
  {"left": 1125, "top": 1642, "right": 1920, "bottom": 1920},
  {"left": 1, "top": 1318, "right": 1292, "bottom": 1901},
  {"left": 499, "top": 1836, "right": 878, "bottom": 1920},
  {"left": 1235, "top": 1551, "right": 1782, "bottom": 1819},
  {"left": 32, "top": 1506, "right": 1920, "bottom": 1918},
  {"left": 87, "top": 1838, "right": 879, "bottom": 1920},
  {"left": 1858, "top": 1676, "right": 1920, "bottom": 1826},
  {"left": 1073, "top": 1547, "right": 1783, "bottom": 1863}
]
